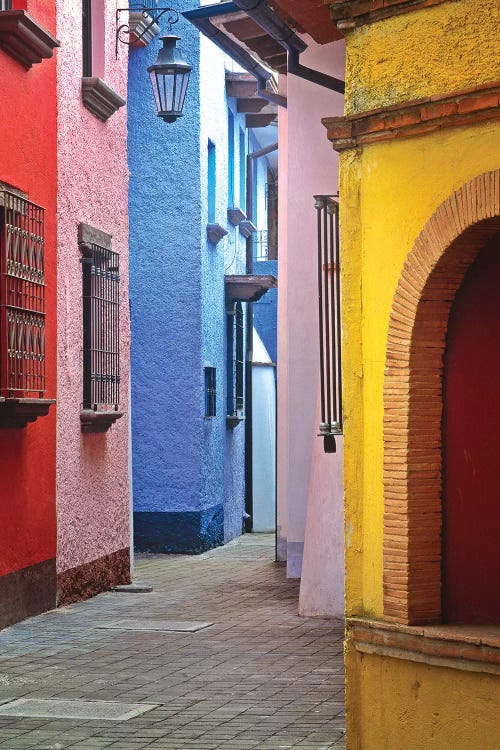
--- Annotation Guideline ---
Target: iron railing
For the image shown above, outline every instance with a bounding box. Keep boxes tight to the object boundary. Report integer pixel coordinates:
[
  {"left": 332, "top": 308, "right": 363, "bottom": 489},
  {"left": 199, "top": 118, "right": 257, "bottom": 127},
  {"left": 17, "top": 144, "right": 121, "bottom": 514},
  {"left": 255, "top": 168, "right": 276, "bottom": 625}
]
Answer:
[
  {"left": 205, "top": 366, "right": 216, "bottom": 417},
  {"left": 81, "top": 243, "right": 120, "bottom": 410},
  {"left": 0, "top": 190, "right": 46, "bottom": 397},
  {"left": 314, "top": 195, "right": 342, "bottom": 450},
  {"left": 0, "top": 1, "right": 12, "bottom": 10},
  {"left": 253, "top": 230, "right": 269, "bottom": 261},
  {"left": 226, "top": 302, "right": 244, "bottom": 416}
]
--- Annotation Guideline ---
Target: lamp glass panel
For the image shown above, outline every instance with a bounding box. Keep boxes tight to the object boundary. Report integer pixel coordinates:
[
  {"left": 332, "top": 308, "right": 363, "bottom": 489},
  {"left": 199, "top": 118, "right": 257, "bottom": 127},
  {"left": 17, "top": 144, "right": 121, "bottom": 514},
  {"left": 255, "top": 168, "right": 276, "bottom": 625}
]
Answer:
[
  {"left": 149, "top": 70, "right": 162, "bottom": 113},
  {"left": 161, "top": 68, "right": 175, "bottom": 112},
  {"left": 175, "top": 71, "right": 190, "bottom": 112}
]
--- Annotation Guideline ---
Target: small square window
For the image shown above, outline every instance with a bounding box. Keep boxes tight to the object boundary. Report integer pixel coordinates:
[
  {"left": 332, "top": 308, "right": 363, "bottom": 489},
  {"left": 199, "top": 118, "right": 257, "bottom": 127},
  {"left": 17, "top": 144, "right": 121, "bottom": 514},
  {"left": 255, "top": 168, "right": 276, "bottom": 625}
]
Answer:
[{"left": 204, "top": 367, "right": 216, "bottom": 418}]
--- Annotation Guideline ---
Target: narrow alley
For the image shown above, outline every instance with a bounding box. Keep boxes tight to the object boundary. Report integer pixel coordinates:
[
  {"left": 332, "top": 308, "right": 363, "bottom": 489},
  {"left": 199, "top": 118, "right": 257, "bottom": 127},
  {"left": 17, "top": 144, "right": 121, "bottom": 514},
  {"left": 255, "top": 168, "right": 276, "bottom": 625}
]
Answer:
[{"left": 0, "top": 536, "right": 345, "bottom": 750}]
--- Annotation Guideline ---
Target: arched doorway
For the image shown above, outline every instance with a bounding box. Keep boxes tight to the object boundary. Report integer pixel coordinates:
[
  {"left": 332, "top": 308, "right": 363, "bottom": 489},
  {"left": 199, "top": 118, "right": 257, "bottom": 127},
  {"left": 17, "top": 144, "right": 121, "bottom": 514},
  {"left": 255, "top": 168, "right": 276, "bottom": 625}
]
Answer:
[
  {"left": 442, "top": 231, "right": 500, "bottom": 624},
  {"left": 383, "top": 170, "right": 500, "bottom": 625}
]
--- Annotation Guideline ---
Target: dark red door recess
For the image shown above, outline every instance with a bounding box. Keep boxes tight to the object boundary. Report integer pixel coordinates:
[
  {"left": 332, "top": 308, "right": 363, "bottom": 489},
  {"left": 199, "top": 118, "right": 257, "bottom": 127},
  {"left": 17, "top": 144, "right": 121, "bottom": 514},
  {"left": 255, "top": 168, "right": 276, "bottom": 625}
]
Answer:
[{"left": 443, "top": 233, "right": 500, "bottom": 624}]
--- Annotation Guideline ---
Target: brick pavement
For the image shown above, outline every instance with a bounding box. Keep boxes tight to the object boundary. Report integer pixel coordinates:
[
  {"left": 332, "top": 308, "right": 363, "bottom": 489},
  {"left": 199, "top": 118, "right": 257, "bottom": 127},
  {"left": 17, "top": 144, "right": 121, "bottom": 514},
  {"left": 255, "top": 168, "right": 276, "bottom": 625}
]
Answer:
[{"left": 0, "top": 534, "right": 345, "bottom": 750}]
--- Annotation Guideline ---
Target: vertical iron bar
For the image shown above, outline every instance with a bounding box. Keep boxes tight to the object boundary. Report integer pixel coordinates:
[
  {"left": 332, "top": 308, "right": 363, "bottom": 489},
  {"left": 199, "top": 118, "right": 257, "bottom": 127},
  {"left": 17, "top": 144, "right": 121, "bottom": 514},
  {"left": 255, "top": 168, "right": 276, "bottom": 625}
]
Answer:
[
  {"left": 323, "top": 199, "right": 332, "bottom": 430},
  {"left": 315, "top": 196, "right": 326, "bottom": 426},
  {"left": 328, "top": 202, "right": 337, "bottom": 424},
  {"left": 334, "top": 204, "right": 342, "bottom": 430},
  {"left": 82, "top": 250, "right": 92, "bottom": 410}
]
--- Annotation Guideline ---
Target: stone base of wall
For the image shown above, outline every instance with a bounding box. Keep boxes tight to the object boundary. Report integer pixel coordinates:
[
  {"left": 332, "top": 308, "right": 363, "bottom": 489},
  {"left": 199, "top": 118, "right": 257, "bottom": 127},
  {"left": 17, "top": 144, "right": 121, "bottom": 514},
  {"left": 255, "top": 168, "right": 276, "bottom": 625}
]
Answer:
[
  {"left": 0, "top": 559, "right": 57, "bottom": 630},
  {"left": 134, "top": 506, "right": 224, "bottom": 554},
  {"left": 57, "top": 548, "right": 131, "bottom": 606}
]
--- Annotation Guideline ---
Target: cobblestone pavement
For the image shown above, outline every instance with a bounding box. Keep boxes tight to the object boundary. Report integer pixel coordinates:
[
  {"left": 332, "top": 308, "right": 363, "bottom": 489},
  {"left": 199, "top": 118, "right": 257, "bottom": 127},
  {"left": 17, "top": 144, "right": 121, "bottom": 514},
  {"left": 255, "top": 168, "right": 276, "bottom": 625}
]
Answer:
[{"left": 0, "top": 534, "right": 345, "bottom": 750}]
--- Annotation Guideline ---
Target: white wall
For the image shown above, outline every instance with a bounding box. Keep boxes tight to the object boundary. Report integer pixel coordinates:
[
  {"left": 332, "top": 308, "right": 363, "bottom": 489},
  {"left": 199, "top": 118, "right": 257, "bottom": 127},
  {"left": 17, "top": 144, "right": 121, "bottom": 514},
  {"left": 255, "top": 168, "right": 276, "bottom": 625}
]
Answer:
[{"left": 277, "top": 37, "right": 345, "bottom": 616}]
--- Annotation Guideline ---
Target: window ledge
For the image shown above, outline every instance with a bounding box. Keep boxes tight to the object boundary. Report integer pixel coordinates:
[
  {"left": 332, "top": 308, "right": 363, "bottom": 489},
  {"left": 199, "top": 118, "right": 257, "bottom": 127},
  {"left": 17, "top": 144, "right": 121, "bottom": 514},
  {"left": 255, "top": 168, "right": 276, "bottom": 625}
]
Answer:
[
  {"left": 227, "top": 207, "right": 246, "bottom": 227},
  {"left": 0, "top": 10, "right": 59, "bottom": 69},
  {"left": 348, "top": 616, "right": 500, "bottom": 676},
  {"left": 207, "top": 223, "right": 228, "bottom": 245},
  {"left": 80, "top": 409, "right": 124, "bottom": 434},
  {"left": 128, "top": 11, "right": 160, "bottom": 46},
  {"left": 81, "top": 77, "right": 126, "bottom": 122},
  {"left": 226, "top": 414, "right": 245, "bottom": 428},
  {"left": 0, "top": 398, "right": 55, "bottom": 429},
  {"left": 239, "top": 219, "right": 257, "bottom": 238}
]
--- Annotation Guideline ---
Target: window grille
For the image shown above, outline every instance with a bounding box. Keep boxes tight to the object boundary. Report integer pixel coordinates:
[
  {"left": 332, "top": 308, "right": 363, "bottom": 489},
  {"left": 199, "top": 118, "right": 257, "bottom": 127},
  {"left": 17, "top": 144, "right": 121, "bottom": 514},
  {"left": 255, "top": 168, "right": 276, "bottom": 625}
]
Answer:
[
  {"left": 253, "top": 230, "right": 269, "bottom": 261},
  {"left": 81, "top": 241, "right": 120, "bottom": 410},
  {"left": 205, "top": 366, "right": 216, "bottom": 417},
  {"left": 314, "top": 195, "right": 342, "bottom": 451},
  {"left": 0, "top": 1, "right": 12, "bottom": 10},
  {"left": 82, "top": 0, "right": 92, "bottom": 77},
  {"left": 0, "top": 190, "right": 46, "bottom": 397},
  {"left": 226, "top": 303, "right": 244, "bottom": 416}
]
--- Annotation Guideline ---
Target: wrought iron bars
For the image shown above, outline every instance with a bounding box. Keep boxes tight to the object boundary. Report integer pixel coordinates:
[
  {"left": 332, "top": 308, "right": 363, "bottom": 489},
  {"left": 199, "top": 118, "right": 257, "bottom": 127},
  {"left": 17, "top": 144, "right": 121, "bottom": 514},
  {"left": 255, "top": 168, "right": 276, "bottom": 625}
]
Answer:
[
  {"left": 115, "top": 4, "right": 179, "bottom": 56},
  {"left": 0, "top": 191, "right": 46, "bottom": 397},
  {"left": 314, "top": 195, "right": 342, "bottom": 450},
  {"left": 81, "top": 243, "right": 120, "bottom": 410}
]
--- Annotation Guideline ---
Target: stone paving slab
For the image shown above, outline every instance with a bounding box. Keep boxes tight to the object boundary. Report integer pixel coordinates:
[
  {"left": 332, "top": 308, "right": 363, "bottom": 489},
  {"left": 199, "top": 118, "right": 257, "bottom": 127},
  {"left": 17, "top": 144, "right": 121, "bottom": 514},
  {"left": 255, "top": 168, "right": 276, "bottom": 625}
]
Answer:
[
  {"left": 97, "top": 621, "right": 213, "bottom": 633},
  {"left": 0, "top": 534, "right": 345, "bottom": 749},
  {"left": 0, "top": 699, "right": 159, "bottom": 721}
]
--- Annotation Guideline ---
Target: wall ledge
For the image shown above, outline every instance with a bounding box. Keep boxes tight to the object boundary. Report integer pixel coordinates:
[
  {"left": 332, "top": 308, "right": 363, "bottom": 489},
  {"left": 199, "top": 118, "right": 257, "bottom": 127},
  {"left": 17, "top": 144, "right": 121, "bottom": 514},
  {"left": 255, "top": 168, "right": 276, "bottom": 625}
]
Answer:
[
  {"left": 323, "top": 81, "right": 500, "bottom": 151},
  {"left": 80, "top": 409, "right": 124, "bottom": 433},
  {"left": 328, "top": 0, "right": 448, "bottom": 29},
  {"left": 207, "top": 222, "right": 228, "bottom": 245},
  {"left": 0, "top": 398, "right": 55, "bottom": 429},
  {"left": 0, "top": 10, "right": 59, "bottom": 69},
  {"left": 81, "top": 77, "right": 126, "bottom": 122},
  {"left": 349, "top": 617, "right": 500, "bottom": 676}
]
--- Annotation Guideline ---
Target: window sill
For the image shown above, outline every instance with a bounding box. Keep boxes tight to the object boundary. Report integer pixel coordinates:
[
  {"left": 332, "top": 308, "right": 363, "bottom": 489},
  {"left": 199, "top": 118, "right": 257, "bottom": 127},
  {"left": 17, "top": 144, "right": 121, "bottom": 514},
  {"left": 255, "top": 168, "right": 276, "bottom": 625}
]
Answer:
[
  {"left": 227, "top": 207, "right": 246, "bottom": 227},
  {"left": 0, "top": 10, "right": 59, "bottom": 69},
  {"left": 80, "top": 409, "right": 124, "bottom": 434},
  {"left": 239, "top": 219, "right": 257, "bottom": 239},
  {"left": 348, "top": 616, "right": 500, "bottom": 676},
  {"left": 226, "top": 414, "right": 245, "bottom": 428},
  {"left": 207, "top": 223, "right": 228, "bottom": 246},
  {"left": 81, "top": 77, "right": 126, "bottom": 122},
  {"left": 0, "top": 398, "right": 55, "bottom": 429}
]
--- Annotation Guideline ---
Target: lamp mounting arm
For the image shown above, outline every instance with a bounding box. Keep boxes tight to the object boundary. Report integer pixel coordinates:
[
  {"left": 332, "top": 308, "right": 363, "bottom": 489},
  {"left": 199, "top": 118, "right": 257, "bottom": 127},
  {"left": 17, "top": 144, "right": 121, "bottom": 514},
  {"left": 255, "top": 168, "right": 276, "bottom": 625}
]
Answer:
[{"left": 116, "top": 5, "right": 180, "bottom": 57}]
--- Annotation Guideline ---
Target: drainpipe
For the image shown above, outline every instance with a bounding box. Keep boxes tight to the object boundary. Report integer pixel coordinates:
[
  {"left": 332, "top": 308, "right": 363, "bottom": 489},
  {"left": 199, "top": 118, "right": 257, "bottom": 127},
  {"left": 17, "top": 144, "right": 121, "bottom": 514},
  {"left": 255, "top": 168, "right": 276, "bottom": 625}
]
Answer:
[
  {"left": 244, "top": 140, "right": 278, "bottom": 533},
  {"left": 233, "top": 0, "right": 345, "bottom": 95}
]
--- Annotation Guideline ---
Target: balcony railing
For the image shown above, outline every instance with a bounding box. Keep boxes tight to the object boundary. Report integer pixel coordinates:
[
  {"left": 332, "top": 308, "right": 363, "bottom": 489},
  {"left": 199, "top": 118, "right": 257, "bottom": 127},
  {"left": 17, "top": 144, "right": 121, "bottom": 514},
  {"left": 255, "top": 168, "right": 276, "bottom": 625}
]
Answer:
[
  {"left": 253, "top": 229, "right": 277, "bottom": 261},
  {"left": 314, "top": 195, "right": 342, "bottom": 452}
]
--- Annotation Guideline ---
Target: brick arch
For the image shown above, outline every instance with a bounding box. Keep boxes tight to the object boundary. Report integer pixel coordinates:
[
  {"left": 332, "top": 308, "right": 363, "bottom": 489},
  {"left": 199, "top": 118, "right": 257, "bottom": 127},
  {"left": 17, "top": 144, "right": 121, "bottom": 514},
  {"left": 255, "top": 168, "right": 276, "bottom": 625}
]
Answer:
[{"left": 383, "top": 170, "right": 500, "bottom": 625}]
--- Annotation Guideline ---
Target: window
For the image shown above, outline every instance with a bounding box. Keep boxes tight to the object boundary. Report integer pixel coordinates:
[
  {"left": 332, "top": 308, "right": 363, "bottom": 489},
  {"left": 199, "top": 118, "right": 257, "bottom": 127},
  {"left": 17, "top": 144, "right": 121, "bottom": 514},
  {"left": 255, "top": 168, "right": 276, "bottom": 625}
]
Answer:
[
  {"left": 207, "top": 140, "right": 216, "bottom": 223},
  {"left": 227, "top": 112, "right": 235, "bottom": 206},
  {"left": 82, "top": 0, "right": 105, "bottom": 78},
  {"left": 239, "top": 129, "right": 246, "bottom": 212},
  {"left": 80, "top": 231, "right": 120, "bottom": 411},
  {"left": 226, "top": 302, "right": 244, "bottom": 417},
  {"left": 204, "top": 367, "right": 216, "bottom": 417},
  {"left": 0, "top": 190, "right": 46, "bottom": 397}
]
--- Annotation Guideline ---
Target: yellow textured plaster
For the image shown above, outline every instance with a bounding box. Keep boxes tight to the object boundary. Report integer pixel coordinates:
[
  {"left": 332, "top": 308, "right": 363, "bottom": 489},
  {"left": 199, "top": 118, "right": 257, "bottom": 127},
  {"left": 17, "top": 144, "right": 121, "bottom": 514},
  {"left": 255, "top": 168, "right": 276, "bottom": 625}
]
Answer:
[
  {"left": 344, "top": 0, "right": 500, "bottom": 115},
  {"left": 340, "top": 121, "right": 500, "bottom": 618},
  {"left": 346, "top": 647, "right": 500, "bottom": 750}
]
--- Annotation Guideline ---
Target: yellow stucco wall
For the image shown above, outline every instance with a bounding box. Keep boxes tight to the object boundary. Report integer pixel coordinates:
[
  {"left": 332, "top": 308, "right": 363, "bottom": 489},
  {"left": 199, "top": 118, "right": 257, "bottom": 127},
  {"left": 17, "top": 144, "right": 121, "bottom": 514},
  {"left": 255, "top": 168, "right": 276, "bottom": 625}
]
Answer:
[
  {"left": 344, "top": 0, "right": 500, "bottom": 115},
  {"left": 346, "top": 649, "right": 500, "bottom": 750},
  {"left": 338, "top": 2, "right": 500, "bottom": 747},
  {"left": 341, "top": 121, "right": 500, "bottom": 619}
]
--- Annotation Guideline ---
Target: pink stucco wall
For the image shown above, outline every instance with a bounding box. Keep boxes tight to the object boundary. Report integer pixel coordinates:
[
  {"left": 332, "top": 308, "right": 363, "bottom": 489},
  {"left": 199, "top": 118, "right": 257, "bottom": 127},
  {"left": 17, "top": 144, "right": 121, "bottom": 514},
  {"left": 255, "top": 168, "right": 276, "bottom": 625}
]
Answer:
[
  {"left": 277, "top": 38, "right": 345, "bottom": 616},
  {"left": 56, "top": 0, "right": 130, "bottom": 575}
]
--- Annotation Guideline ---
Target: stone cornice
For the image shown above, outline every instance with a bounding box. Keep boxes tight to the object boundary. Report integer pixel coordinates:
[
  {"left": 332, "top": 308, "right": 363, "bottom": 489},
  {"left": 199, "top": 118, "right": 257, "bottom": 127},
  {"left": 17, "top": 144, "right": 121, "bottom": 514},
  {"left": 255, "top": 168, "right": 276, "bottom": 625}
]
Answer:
[
  {"left": 327, "top": 0, "right": 448, "bottom": 30},
  {"left": 323, "top": 81, "right": 500, "bottom": 151},
  {"left": 349, "top": 617, "right": 500, "bottom": 676},
  {"left": 0, "top": 10, "right": 59, "bottom": 69}
]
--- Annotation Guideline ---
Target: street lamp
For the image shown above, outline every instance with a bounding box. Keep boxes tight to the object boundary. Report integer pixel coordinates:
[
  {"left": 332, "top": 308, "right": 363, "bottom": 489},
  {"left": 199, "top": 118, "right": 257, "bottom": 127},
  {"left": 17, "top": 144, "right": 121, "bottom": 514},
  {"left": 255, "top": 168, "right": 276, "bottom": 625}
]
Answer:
[
  {"left": 148, "top": 35, "right": 192, "bottom": 122},
  {"left": 116, "top": 5, "right": 192, "bottom": 123}
]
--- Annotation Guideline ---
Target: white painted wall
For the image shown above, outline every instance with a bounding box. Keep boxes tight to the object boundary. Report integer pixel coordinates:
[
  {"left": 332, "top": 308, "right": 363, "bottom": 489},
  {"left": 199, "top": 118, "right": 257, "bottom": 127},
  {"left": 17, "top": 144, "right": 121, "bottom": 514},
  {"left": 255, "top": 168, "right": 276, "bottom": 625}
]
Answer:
[
  {"left": 252, "top": 330, "right": 276, "bottom": 532},
  {"left": 277, "top": 37, "right": 345, "bottom": 616}
]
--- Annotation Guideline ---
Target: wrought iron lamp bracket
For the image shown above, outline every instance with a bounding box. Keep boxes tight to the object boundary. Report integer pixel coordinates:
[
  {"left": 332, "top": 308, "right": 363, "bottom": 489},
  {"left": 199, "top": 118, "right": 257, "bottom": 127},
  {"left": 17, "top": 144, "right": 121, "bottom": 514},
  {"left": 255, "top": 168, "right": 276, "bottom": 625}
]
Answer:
[{"left": 116, "top": 5, "right": 180, "bottom": 57}]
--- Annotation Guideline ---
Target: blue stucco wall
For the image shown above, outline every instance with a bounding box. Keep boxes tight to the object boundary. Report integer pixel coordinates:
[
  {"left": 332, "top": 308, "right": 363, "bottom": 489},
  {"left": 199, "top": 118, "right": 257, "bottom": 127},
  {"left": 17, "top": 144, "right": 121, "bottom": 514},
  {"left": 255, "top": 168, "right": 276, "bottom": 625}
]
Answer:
[
  {"left": 128, "top": 5, "right": 215, "bottom": 551},
  {"left": 129, "top": 15, "right": 275, "bottom": 551},
  {"left": 253, "top": 259, "right": 278, "bottom": 365}
]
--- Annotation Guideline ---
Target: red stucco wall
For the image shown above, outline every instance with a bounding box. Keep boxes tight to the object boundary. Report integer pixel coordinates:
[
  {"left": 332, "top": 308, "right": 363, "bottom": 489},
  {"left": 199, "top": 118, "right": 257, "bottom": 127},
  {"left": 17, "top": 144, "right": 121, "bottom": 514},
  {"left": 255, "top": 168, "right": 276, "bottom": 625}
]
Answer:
[{"left": 0, "top": 1, "right": 57, "bottom": 576}]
